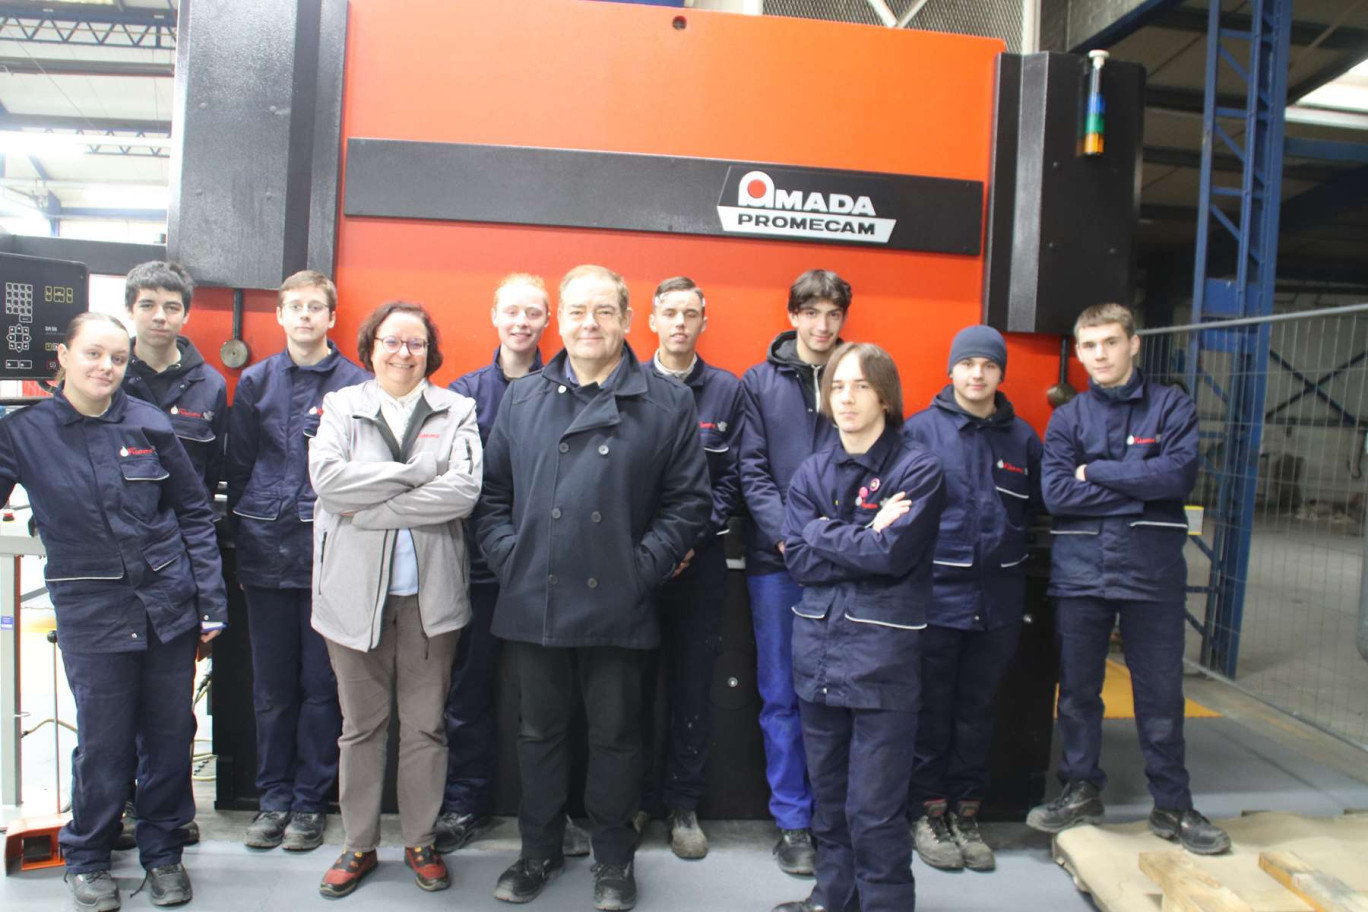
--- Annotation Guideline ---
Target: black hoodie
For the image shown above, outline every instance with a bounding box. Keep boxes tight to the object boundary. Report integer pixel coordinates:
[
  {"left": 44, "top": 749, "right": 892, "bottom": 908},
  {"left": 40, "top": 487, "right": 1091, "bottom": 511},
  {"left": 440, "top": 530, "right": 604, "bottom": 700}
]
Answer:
[{"left": 123, "top": 335, "right": 228, "bottom": 497}]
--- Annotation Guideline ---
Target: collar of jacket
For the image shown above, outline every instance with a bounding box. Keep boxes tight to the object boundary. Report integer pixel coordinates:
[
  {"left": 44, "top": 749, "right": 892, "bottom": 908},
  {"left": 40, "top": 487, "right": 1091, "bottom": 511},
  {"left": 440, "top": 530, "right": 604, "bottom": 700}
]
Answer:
[
  {"left": 127, "top": 334, "right": 203, "bottom": 377},
  {"left": 541, "top": 345, "right": 649, "bottom": 438},
  {"left": 932, "top": 384, "right": 1017, "bottom": 429},
  {"left": 835, "top": 422, "right": 901, "bottom": 472},
  {"left": 54, "top": 385, "right": 129, "bottom": 425},
  {"left": 766, "top": 330, "right": 837, "bottom": 381},
  {"left": 283, "top": 339, "right": 345, "bottom": 373},
  {"left": 347, "top": 380, "right": 451, "bottom": 425},
  {"left": 650, "top": 352, "right": 710, "bottom": 388},
  {"left": 1089, "top": 368, "right": 1146, "bottom": 403},
  {"left": 349, "top": 380, "right": 451, "bottom": 462},
  {"left": 492, "top": 344, "right": 544, "bottom": 380}
]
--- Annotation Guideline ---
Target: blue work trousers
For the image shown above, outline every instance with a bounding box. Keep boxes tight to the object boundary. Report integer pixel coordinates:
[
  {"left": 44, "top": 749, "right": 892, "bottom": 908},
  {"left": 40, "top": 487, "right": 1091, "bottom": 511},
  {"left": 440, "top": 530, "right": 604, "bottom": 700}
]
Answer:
[
  {"left": 442, "top": 581, "right": 502, "bottom": 816},
  {"left": 909, "top": 621, "right": 1022, "bottom": 809},
  {"left": 747, "top": 569, "right": 812, "bottom": 830},
  {"left": 60, "top": 627, "right": 198, "bottom": 874},
  {"left": 245, "top": 586, "right": 340, "bottom": 812},
  {"left": 802, "top": 699, "right": 919, "bottom": 912},
  {"left": 640, "top": 539, "right": 727, "bottom": 814},
  {"left": 1055, "top": 597, "right": 1193, "bottom": 811}
]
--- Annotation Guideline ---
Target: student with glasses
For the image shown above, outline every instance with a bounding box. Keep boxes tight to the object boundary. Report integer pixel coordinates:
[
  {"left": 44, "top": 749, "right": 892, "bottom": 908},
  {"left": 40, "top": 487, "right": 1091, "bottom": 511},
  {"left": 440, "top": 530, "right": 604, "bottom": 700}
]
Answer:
[{"left": 226, "top": 271, "right": 368, "bottom": 853}]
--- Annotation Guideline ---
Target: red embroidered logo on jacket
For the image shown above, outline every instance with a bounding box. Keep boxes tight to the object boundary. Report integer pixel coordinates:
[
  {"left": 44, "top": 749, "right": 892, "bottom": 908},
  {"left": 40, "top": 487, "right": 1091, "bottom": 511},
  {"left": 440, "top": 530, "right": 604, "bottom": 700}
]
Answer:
[
  {"left": 121, "top": 446, "right": 155, "bottom": 456},
  {"left": 699, "top": 421, "right": 715, "bottom": 429},
  {"left": 997, "top": 459, "right": 1028, "bottom": 475},
  {"left": 169, "top": 406, "right": 203, "bottom": 419},
  {"left": 417, "top": 433, "right": 440, "bottom": 439},
  {"left": 859, "top": 501, "right": 880, "bottom": 510},
  {"left": 1127, "top": 434, "right": 1161, "bottom": 445}
]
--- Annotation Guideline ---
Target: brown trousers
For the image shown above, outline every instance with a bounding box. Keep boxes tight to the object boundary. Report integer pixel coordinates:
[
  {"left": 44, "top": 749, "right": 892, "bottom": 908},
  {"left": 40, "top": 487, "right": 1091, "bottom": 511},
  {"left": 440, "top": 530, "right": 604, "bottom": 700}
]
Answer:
[{"left": 326, "top": 594, "right": 459, "bottom": 851}]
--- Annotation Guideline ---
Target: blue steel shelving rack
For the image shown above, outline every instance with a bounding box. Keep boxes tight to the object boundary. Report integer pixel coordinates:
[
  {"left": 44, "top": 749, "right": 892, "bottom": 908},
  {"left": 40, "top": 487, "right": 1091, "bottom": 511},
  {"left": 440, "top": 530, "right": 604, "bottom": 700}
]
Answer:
[{"left": 1187, "top": 0, "right": 1294, "bottom": 677}]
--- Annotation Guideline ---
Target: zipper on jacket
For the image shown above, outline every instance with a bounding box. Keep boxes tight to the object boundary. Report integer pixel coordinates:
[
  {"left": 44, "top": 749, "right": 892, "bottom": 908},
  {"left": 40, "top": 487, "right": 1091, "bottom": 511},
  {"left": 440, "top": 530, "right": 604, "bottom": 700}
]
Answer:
[
  {"left": 371, "top": 529, "right": 391, "bottom": 648},
  {"left": 316, "top": 532, "right": 328, "bottom": 594}
]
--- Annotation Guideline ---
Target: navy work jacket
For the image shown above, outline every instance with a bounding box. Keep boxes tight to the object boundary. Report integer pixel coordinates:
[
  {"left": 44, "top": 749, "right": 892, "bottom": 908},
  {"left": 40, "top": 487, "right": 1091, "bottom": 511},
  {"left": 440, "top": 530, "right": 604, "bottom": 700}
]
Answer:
[
  {"left": 903, "top": 387, "right": 1044, "bottom": 630},
  {"left": 123, "top": 336, "right": 228, "bottom": 499},
  {"left": 449, "top": 346, "right": 544, "bottom": 585},
  {"left": 474, "top": 345, "right": 711, "bottom": 650},
  {"left": 648, "top": 354, "right": 745, "bottom": 550},
  {"left": 0, "top": 389, "right": 228, "bottom": 652},
  {"left": 225, "top": 343, "right": 368, "bottom": 589},
  {"left": 740, "top": 331, "right": 839, "bottom": 575},
  {"left": 1042, "top": 370, "right": 1198, "bottom": 603},
  {"left": 783, "top": 426, "right": 945, "bottom": 711}
]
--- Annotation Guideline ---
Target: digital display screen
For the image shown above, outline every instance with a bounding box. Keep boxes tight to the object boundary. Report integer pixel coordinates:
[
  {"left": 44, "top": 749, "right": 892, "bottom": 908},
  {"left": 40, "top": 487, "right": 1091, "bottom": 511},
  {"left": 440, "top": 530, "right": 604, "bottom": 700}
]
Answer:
[{"left": 0, "top": 253, "right": 88, "bottom": 380}]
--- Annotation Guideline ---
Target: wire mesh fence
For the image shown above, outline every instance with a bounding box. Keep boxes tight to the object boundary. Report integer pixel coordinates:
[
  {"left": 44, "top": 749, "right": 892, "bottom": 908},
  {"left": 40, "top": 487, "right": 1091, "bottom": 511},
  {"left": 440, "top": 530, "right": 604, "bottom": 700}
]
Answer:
[{"left": 1139, "top": 304, "right": 1368, "bottom": 750}]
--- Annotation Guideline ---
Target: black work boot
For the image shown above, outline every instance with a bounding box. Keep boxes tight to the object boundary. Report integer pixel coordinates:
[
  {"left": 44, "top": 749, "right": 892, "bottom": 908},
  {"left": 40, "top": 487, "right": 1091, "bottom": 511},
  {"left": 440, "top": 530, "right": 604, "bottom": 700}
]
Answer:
[
  {"left": 773, "top": 828, "right": 816, "bottom": 875},
  {"left": 494, "top": 856, "right": 565, "bottom": 904},
  {"left": 913, "top": 799, "right": 964, "bottom": 870},
  {"left": 177, "top": 821, "right": 199, "bottom": 847},
  {"left": 112, "top": 802, "right": 137, "bottom": 851},
  {"left": 771, "top": 901, "right": 829, "bottom": 912},
  {"left": 667, "top": 808, "right": 708, "bottom": 859},
  {"left": 434, "top": 811, "right": 492, "bottom": 854},
  {"left": 949, "top": 800, "right": 994, "bottom": 871},
  {"left": 592, "top": 861, "right": 637, "bottom": 911},
  {"left": 563, "top": 815, "right": 591, "bottom": 857},
  {"left": 244, "top": 810, "right": 291, "bottom": 849},
  {"left": 1025, "top": 780, "right": 1105, "bottom": 833},
  {"left": 282, "top": 812, "right": 326, "bottom": 852},
  {"left": 1149, "top": 807, "right": 1231, "bottom": 855},
  {"left": 67, "top": 869, "right": 121, "bottom": 911},
  {"left": 146, "top": 863, "right": 193, "bottom": 907}
]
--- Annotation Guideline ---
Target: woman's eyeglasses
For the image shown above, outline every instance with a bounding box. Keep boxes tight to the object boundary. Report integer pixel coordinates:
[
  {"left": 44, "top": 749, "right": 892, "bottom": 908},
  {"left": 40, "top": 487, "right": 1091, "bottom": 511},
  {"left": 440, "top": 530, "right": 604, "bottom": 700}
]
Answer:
[{"left": 379, "top": 336, "right": 428, "bottom": 354}]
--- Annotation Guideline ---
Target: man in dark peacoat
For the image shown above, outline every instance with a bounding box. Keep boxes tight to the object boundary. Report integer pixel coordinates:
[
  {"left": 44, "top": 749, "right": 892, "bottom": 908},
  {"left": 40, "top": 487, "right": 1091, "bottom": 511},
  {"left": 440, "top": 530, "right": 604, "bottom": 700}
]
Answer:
[{"left": 475, "top": 264, "right": 711, "bottom": 910}]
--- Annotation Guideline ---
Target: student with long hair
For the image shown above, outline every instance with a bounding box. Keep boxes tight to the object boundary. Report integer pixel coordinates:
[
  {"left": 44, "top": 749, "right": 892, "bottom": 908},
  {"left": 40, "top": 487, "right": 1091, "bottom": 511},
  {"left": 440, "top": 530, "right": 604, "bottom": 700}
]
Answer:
[
  {"left": 0, "top": 312, "right": 227, "bottom": 910},
  {"left": 774, "top": 342, "right": 944, "bottom": 912}
]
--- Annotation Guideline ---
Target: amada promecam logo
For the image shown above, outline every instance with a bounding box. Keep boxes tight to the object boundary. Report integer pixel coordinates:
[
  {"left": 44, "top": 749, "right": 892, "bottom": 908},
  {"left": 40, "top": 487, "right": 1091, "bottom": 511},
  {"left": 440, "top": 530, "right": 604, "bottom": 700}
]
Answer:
[{"left": 716, "top": 168, "right": 897, "bottom": 245}]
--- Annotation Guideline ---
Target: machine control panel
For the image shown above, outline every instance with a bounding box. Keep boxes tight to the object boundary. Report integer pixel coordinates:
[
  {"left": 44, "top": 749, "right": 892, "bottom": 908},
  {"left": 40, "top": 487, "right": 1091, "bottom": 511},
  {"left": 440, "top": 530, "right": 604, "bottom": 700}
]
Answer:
[{"left": 0, "top": 253, "right": 88, "bottom": 380}]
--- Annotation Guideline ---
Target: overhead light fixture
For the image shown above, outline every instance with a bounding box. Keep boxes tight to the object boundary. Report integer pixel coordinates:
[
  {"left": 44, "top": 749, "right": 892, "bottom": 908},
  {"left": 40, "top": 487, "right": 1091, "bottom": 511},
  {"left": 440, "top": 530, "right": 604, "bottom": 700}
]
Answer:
[
  {"left": 0, "top": 131, "right": 174, "bottom": 158},
  {"left": 1296, "top": 59, "right": 1368, "bottom": 115},
  {"left": 0, "top": 187, "right": 44, "bottom": 218}
]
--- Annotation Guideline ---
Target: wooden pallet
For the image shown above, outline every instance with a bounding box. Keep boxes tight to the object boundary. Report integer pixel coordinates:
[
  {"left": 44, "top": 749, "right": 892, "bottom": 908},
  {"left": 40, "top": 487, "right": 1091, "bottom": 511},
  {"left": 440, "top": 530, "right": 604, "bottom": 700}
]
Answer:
[{"left": 1053, "top": 811, "right": 1368, "bottom": 912}]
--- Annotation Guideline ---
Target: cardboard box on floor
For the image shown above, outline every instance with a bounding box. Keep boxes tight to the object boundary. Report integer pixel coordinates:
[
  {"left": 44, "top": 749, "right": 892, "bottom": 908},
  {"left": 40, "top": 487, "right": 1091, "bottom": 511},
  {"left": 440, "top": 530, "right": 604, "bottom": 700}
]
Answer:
[{"left": 1053, "top": 811, "right": 1368, "bottom": 912}]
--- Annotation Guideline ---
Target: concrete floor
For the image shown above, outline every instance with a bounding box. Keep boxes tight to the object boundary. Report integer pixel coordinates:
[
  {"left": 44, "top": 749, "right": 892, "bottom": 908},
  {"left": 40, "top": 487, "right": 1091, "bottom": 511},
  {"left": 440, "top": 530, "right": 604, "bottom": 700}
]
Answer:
[
  {"left": 4, "top": 657, "right": 1368, "bottom": 910},
  {"left": 6, "top": 578, "right": 1368, "bottom": 910}
]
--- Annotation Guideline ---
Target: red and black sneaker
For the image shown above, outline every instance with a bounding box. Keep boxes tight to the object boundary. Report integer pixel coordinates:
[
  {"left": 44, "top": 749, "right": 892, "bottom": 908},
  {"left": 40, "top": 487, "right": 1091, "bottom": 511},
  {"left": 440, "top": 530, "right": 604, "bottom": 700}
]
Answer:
[
  {"left": 405, "top": 845, "right": 450, "bottom": 892},
  {"left": 319, "top": 850, "right": 378, "bottom": 899}
]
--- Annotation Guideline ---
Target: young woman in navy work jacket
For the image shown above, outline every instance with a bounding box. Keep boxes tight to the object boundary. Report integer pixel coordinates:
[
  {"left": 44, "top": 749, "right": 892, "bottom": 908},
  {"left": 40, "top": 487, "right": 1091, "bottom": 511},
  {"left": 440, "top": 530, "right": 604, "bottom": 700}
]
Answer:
[
  {"left": 0, "top": 312, "right": 227, "bottom": 911},
  {"left": 775, "top": 342, "right": 945, "bottom": 912}
]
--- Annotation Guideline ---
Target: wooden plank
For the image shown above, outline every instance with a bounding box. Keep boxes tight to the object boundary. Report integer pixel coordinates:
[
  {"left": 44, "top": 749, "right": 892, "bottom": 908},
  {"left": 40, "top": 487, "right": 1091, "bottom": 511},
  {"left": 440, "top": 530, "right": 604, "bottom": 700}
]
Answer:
[
  {"left": 1259, "top": 851, "right": 1368, "bottom": 912},
  {"left": 1139, "top": 851, "right": 1254, "bottom": 912}
]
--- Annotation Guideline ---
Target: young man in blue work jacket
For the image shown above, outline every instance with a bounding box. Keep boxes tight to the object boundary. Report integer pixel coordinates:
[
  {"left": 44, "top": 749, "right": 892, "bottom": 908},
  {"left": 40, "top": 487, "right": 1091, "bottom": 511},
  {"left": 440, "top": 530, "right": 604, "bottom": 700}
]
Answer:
[
  {"left": 903, "top": 326, "right": 1043, "bottom": 872},
  {"left": 225, "top": 270, "right": 368, "bottom": 852},
  {"left": 739, "top": 269, "right": 848, "bottom": 875},
  {"left": 1026, "top": 303, "right": 1230, "bottom": 855},
  {"left": 775, "top": 342, "right": 945, "bottom": 912},
  {"left": 116, "top": 260, "right": 229, "bottom": 850},
  {"left": 636, "top": 276, "right": 745, "bottom": 859},
  {"left": 122, "top": 261, "right": 228, "bottom": 500}
]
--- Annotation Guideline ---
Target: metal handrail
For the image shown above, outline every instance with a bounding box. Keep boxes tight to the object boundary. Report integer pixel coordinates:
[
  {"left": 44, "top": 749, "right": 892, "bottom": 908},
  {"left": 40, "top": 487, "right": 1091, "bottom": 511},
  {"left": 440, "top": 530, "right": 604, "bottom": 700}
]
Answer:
[{"left": 1138, "top": 301, "right": 1368, "bottom": 336}]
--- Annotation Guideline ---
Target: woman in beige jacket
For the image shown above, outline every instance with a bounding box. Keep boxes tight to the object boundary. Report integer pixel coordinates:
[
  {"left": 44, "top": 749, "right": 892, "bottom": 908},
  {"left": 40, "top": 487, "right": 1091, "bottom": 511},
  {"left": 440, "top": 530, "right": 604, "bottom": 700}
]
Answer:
[{"left": 307, "top": 300, "right": 482, "bottom": 898}]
